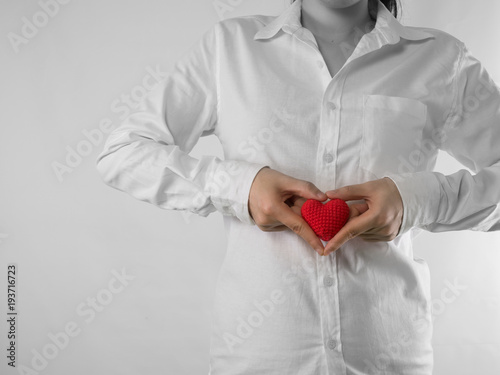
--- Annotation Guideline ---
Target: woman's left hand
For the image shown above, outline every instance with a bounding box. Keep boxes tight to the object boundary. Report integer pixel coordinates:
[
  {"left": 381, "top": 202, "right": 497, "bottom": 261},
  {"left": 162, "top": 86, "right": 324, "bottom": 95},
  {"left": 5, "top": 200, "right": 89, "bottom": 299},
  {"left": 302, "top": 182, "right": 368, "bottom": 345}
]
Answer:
[{"left": 322, "top": 177, "right": 404, "bottom": 256}]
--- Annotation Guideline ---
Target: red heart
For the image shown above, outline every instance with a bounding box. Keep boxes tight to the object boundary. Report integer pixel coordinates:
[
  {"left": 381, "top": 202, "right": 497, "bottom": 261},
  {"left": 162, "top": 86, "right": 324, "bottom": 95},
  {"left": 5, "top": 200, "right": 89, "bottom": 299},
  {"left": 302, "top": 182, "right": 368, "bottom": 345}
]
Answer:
[{"left": 301, "top": 199, "right": 350, "bottom": 241}]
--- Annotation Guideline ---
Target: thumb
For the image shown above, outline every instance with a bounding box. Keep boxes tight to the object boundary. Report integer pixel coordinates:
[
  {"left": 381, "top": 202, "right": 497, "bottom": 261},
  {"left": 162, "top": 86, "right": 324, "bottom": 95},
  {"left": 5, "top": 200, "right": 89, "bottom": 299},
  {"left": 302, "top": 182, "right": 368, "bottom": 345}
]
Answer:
[{"left": 324, "top": 212, "right": 373, "bottom": 255}]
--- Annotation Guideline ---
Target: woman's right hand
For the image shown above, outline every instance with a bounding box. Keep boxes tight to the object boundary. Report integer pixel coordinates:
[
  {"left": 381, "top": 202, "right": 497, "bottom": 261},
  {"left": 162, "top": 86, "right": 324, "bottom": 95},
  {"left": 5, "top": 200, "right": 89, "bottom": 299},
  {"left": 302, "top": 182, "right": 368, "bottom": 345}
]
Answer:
[{"left": 248, "top": 167, "right": 328, "bottom": 255}]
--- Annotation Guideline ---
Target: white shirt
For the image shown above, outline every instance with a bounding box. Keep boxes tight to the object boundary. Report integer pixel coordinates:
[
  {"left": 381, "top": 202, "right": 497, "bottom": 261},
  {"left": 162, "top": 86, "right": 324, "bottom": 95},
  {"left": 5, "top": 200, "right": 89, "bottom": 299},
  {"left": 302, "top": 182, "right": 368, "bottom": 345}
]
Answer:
[{"left": 96, "top": 0, "right": 500, "bottom": 373}]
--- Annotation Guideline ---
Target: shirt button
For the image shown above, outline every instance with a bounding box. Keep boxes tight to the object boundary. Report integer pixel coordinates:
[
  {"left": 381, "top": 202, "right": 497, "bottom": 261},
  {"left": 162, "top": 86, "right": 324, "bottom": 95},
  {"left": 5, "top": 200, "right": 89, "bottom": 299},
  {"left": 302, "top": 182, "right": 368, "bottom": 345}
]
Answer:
[
  {"left": 327, "top": 338, "right": 337, "bottom": 350},
  {"left": 323, "top": 153, "right": 334, "bottom": 163},
  {"left": 317, "top": 60, "right": 324, "bottom": 69},
  {"left": 323, "top": 275, "right": 334, "bottom": 287},
  {"left": 327, "top": 102, "right": 337, "bottom": 111}
]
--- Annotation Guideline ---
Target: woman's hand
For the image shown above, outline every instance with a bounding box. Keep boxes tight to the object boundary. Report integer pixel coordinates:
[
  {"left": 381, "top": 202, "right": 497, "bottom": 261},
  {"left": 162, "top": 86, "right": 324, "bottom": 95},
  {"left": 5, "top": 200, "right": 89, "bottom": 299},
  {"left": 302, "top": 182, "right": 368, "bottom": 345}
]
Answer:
[
  {"left": 322, "top": 177, "right": 404, "bottom": 256},
  {"left": 248, "top": 167, "right": 328, "bottom": 255}
]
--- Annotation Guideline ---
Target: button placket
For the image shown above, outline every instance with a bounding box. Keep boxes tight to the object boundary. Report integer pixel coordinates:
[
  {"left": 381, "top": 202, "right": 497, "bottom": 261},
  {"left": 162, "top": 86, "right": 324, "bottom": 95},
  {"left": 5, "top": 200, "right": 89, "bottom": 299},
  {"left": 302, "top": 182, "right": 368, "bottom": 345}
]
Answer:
[
  {"left": 321, "top": 99, "right": 337, "bottom": 166},
  {"left": 315, "top": 62, "right": 347, "bottom": 375},
  {"left": 327, "top": 338, "right": 337, "bottom": 350},
  {"left": 323, "top": 275, "right": 334, "bottom": 287},
  {"left": 329, "top": 73, "right": 348, "bottom": 190},
  {"left": 317, "top": 107, "right": 336, "bottom": 179},
  {"left": 323, "top": 153, "right": 334, "bottom": 163},
  {"left": 316, "top": 86, "right": 341, "bottom": 185},
  {"left": 326, "top": 252, "right": 346, "bottom": 374}
]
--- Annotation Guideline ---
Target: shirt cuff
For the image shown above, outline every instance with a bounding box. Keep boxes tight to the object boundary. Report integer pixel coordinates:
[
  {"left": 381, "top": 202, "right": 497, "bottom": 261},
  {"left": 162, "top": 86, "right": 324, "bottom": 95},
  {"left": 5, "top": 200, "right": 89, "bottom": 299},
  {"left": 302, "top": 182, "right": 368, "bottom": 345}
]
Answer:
[
  {"left": 382, "top": 171, "right": 442, "bottom": 237},
  {"left": 208, "top": 160, "right": 269, "bottom": 225}
]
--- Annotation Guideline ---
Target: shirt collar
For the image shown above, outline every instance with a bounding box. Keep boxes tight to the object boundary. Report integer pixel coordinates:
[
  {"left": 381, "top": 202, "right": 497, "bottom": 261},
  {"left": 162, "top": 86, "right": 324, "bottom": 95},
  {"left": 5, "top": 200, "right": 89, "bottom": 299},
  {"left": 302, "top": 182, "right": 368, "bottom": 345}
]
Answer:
[{"left": 253, "top": 0, "right": 435, "bottom": 43}]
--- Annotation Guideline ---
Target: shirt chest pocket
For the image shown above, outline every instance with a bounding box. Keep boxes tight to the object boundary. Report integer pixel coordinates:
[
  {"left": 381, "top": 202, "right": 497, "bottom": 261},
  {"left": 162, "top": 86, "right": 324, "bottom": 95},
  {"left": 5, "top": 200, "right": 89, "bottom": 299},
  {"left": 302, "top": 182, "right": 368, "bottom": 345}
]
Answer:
[{"left": 360, "top": 94, "right": 428, "bottom": 178}]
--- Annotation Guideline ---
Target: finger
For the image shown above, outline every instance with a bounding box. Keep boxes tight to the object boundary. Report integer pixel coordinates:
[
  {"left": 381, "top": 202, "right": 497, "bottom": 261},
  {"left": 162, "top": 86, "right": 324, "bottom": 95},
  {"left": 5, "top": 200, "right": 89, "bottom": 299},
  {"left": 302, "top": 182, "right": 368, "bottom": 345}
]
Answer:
[
  {"left": 282, "top": 177, "right": 327, "bottom": 202},
  {"left": 289, "top": 204, "right": 302, "bottom": 216},
  {"left": 285, "top": 196, "right": 307, "bottom": 208},
  {"left": 348, "top": 202, "right": 369, "bottom": 218},
  {"left": 359, "top": 225, "right": 386, "bottom": 236},
  {"left": 256, "top": 219, "right": 290, "bottom": 231},
  {"left": 359, "top": 234, "right": 393, "bottom": 242},
  {"left": 293, "top": 197, "right": 308, "bottom": 207},
  {"left": 358, "top": 228, "right": 396, "bottom": 241},
  {"left": 274, "top": 202, "right": 325, "bottom": 255},
  {"left": 259, "top": 225, "right": 288, "bottom": 232},
  {"left": 360, "top": 236, "right": 385, "bottom": 242},
  {"left": 323, "top": 213, "right": 374, "bottom": 255},
  {"left": 288, "top": 197, "right": 308, "bottom": 216},
  {"left": 325, "top": 183, "right": 369, "bottom": 201}
]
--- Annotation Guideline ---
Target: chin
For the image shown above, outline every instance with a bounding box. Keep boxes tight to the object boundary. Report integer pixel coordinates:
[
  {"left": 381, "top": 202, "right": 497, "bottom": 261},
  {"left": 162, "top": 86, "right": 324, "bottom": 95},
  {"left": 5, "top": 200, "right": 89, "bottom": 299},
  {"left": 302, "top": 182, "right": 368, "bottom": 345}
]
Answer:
[{"left": 320, "top": 0, "right": 362, "bottom": 8}]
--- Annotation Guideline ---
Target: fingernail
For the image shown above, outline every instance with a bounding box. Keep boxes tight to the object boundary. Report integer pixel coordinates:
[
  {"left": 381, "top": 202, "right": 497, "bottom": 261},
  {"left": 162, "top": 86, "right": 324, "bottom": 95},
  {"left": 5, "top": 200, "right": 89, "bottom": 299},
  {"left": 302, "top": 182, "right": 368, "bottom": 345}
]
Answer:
[{"left": 325, "top": 248, "right": 334, "bottom": 255}]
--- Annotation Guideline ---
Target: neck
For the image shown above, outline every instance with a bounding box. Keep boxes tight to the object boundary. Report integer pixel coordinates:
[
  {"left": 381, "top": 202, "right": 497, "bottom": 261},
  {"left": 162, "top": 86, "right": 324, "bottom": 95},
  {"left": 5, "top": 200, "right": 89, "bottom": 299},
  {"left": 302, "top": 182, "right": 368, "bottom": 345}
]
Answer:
[{"left": 301, "top": 0, "right": 375, "bottom": 42}]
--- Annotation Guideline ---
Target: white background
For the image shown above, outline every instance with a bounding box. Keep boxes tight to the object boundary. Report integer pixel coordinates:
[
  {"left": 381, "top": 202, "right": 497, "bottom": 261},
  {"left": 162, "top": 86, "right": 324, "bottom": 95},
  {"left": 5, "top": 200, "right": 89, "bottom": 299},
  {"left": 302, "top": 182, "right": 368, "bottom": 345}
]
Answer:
[{"left": 1, "top": 0, "right": 499, "bottom": 374}]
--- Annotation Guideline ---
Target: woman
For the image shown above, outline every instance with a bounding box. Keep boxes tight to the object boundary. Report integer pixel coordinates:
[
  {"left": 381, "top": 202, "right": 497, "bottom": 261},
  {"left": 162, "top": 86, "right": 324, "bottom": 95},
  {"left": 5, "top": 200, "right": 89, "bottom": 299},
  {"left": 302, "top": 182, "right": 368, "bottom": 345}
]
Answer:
[{"left": 96, "top": 0, "right": 500, "bottom": 373}]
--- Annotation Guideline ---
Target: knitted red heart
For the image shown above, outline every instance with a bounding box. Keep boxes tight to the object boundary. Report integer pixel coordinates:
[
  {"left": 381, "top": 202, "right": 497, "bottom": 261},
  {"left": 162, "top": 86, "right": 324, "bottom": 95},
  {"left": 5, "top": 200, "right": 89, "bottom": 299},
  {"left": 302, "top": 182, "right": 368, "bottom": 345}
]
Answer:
[{"left": 301, "top": 199, "right": 350, "bottom": 241}]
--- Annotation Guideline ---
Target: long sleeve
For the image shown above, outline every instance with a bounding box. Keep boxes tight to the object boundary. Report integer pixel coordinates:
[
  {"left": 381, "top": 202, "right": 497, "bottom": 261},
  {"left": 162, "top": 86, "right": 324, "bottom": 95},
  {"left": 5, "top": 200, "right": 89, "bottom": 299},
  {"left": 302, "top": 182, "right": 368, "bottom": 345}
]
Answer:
[
  {"left": 95, "top": 23, "right": 268, "bottom": 225},
  {"left": 385, "top": 40, "right": 500, "bottom": 236}
]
